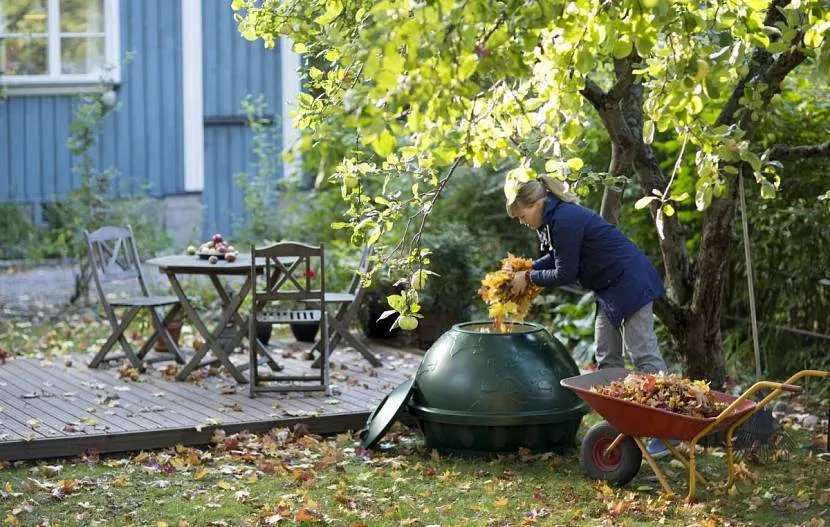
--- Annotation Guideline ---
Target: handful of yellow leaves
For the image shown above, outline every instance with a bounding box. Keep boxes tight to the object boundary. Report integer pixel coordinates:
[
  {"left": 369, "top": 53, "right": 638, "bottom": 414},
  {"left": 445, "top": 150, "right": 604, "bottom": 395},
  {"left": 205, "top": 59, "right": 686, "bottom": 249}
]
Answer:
[{"left": 478, "top": 254, "right": 543, "bottom": 331}]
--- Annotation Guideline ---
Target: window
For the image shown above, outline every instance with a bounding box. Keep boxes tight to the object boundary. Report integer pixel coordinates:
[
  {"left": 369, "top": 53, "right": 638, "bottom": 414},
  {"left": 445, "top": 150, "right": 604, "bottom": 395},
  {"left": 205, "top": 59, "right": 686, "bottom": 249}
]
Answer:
[{"left": 0, "top": 0, "right": 120, "bottom": 91}]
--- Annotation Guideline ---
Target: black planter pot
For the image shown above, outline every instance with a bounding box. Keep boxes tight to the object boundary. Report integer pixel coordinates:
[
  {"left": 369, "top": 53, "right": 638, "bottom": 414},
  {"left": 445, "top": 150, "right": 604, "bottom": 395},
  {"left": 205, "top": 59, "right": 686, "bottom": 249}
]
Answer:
[
  {"left": 364, "top": 293, "right": 400, "bottom": 339},
  {"left": 256, "top": 322, "right": 273, "bottom": 345},
  {"left": 290, "top": 322, "right": 319, "bottom": 343}
]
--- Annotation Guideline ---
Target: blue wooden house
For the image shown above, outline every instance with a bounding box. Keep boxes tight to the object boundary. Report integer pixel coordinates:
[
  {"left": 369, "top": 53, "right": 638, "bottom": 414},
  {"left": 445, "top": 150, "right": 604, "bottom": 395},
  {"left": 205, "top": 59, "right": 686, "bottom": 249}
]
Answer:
[{"left": 0, "top": 0, "right": 301, "bottom": 246}]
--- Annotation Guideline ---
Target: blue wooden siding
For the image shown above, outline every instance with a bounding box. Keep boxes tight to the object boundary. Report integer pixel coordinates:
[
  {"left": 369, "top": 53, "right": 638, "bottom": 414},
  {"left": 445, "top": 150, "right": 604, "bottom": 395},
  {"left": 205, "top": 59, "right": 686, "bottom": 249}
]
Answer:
[
  {"left": 0, "top": 0, "right": 184, "bottom": 215},
  {"left": 201, "top": 5, "right": 283, "bottom": 239}
]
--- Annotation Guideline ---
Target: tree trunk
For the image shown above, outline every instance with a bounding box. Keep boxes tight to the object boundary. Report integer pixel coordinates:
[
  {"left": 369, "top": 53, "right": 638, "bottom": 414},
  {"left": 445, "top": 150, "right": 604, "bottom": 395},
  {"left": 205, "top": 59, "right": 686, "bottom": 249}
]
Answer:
[{"left": 673, "top": 313, "right": 728, "bottom": 385}]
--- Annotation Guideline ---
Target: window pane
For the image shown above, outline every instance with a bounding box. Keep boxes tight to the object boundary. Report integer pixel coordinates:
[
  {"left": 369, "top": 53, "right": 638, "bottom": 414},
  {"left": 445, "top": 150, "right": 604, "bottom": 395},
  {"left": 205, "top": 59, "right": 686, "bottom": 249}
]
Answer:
[
  {"left": 2, "top": 0, "right": 49, "bottom": 34},
  {"left": 1, "top": 37, "right": 48, "bottom": 75},
  {"left": 60, "top": 36, "right": 104, "bottom": 74},
  {"left": 60, "top": 0, "right": 105, "bottom": 33}
]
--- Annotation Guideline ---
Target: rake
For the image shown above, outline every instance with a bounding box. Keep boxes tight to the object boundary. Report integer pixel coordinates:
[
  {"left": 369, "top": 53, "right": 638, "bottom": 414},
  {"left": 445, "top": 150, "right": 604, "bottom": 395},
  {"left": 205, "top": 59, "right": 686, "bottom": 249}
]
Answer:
[{"left": 732, "top": 173, "right": 799, "bottom": 463}]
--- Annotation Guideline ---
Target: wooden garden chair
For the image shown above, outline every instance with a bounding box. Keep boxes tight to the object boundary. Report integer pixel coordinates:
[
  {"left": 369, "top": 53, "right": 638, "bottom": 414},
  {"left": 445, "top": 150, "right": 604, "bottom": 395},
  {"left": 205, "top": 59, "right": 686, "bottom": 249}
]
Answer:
[
  {"left": 85, "top": 225, "right": 186, "bottom": 370},
  {"left": 306, "top": 245, "right": 382, "bottom": 367},
  {"left": 249, "top": 241, "right": 330, "bottom": 396}
]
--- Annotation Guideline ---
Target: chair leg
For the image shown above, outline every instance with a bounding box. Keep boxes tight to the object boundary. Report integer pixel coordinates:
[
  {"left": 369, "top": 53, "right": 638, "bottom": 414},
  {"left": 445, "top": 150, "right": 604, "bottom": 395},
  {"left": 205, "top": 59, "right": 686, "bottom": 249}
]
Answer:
[
  {"left": 249, "top": 320, "right": 259, "bottom": 398},
  {"left": 89, "top": 306, "right": 143, "bottom": 370},
  {"left": 321, "top": 312, "right": 331, "bottom": 395}
]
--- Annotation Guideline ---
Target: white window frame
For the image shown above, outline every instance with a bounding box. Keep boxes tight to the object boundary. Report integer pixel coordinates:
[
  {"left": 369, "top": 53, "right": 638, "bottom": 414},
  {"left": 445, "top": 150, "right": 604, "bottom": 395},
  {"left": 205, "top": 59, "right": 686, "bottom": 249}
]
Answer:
[{"left": 0, "top": 0, "right": 120, "bottom": 95}]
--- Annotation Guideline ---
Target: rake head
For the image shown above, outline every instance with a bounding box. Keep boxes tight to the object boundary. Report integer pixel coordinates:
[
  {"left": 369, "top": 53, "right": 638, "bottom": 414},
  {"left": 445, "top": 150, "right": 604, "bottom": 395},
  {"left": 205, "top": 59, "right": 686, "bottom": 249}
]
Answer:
[{"left": 732, "top": 408, "right": 799, "bottom": 464}]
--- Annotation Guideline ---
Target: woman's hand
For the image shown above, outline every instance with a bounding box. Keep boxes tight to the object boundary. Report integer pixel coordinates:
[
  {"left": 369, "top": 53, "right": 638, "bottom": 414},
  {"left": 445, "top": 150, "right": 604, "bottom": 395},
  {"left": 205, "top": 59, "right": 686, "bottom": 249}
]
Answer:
[{"left": 511, "top": 271, "right": 528, "bottom": 295}]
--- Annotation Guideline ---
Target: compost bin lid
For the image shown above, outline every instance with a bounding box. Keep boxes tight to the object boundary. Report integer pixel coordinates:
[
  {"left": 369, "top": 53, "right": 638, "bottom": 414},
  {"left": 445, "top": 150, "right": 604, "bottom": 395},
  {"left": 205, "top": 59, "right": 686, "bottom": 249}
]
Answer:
[{"left": 361, "top": 378, "right": 415, "bottom": 449}]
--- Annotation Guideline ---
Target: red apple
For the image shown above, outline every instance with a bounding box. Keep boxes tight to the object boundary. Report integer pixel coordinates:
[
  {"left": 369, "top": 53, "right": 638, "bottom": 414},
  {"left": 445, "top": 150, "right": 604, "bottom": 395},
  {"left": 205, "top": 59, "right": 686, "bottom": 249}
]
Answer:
[
  {"left": 224, "top": 252, "right": 237, "bottom": 263},
  {"left": 217, "top": 243, "right": 228, "bottom": 254},
  {"left": 208, "top": 255, "right": 218, "bottom": 264},
  {"left": 212, "top": 233, "right": 224, "bottom": 244}
]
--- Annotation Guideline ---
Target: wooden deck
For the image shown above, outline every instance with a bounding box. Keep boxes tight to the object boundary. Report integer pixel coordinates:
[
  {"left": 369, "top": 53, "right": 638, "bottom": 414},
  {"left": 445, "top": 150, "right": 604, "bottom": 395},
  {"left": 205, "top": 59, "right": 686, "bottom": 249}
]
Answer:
[{"left": 0, "top": 340, "right": 421, "bottom": 461}]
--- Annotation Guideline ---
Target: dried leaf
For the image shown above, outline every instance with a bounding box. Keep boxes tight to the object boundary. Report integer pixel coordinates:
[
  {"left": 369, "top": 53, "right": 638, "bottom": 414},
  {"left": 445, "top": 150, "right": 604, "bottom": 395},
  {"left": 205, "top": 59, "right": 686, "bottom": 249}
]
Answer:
[
  {"left": 591, "top": 372, "right": 726, "bottom": 418},
  {"left": 479, "top": 254, "right": 542, "bottom": 331}
]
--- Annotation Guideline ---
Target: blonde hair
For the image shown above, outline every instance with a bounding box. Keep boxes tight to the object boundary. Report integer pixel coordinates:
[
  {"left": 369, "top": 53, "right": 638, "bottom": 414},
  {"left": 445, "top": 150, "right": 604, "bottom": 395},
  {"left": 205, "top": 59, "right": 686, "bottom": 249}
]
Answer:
[{"left": 506, "top": 175, "right": 579, "bottom": 218}]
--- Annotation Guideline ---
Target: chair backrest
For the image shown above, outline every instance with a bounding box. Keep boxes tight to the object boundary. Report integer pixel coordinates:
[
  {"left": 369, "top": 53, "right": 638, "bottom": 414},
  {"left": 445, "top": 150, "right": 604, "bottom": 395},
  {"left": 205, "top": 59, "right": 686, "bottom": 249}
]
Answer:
[
  {"left": 251, "top": 241, "right": 326, "bottom": 306},
  {"left": 84, "top": 225, "right": 150, "bottom": 300}
]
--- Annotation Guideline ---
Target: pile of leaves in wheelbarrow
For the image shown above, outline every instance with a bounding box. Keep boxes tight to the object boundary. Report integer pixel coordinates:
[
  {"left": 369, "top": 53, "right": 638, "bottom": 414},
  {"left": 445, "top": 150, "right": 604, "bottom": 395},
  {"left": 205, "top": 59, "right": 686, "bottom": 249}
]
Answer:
[
  {"left": 591, "top": 372, "right": 727, "bottom": 418},
  {"left": 478, "top": 253, "right": 543, "bottom": 331}
]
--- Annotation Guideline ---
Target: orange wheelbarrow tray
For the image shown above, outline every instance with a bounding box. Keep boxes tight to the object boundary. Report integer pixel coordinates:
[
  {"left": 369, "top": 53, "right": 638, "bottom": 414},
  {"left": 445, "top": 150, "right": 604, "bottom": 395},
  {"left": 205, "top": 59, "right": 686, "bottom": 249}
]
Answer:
[{"left": 560, "top": 367, "right": 829, "bottom": 502}]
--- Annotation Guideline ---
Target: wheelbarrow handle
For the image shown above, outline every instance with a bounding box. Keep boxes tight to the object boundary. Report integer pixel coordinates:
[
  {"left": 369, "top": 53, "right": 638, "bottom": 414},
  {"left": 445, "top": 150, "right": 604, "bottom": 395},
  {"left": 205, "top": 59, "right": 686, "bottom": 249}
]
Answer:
[{"left": 779, "top": 383, "right": 803, "bottom": 394}]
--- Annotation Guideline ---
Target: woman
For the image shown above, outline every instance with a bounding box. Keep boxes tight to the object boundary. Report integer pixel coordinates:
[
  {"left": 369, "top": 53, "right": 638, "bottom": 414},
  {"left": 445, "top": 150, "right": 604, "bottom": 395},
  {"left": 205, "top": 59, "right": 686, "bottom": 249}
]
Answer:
[{"left": 507, "top": 175, "right": 668, "bottom": 375}]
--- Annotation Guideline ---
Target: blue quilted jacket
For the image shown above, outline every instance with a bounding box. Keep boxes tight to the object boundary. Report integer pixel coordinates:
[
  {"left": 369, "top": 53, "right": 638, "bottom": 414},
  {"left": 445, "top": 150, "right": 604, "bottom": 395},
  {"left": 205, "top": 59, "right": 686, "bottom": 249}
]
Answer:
[{"left": 528, "top": 197, "right": 665, "bottom": 327}]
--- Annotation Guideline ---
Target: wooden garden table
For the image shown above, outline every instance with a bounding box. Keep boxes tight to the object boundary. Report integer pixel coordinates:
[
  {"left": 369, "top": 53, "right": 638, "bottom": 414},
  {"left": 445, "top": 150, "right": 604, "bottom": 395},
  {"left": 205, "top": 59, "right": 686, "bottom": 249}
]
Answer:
[{"left": 146, "top": 253, "right": 292, "bottom": 383}]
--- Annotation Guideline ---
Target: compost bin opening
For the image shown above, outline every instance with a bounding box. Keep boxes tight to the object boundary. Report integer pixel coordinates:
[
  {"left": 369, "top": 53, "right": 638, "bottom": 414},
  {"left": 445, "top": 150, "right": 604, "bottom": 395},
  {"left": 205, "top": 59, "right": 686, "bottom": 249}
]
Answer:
[{"left": 454, "top": 321, "right": 540, "bottom": 334}]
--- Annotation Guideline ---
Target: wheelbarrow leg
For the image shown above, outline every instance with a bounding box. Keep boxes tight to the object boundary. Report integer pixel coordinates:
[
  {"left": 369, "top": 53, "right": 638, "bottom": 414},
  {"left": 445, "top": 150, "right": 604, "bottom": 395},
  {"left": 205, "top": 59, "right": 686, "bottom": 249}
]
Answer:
[
  {"left": 662, "top": 439, "right": 709, "bottom": 487},
  {"left": 725, "top": 427, "right": 738, "bottom": 489},
  {"left": 686, "top": 438, "right": 702, "bottom": 502},
  {"left": 632, "top": 437, "right": 675, "bottom": 497}
]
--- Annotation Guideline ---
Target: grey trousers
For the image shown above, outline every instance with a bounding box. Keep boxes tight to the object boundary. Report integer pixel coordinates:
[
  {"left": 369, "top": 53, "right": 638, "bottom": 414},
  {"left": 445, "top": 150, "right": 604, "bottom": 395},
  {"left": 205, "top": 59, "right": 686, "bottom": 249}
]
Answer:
[{"left": 594, "top": 302, "right": 668, "bottom": 374}]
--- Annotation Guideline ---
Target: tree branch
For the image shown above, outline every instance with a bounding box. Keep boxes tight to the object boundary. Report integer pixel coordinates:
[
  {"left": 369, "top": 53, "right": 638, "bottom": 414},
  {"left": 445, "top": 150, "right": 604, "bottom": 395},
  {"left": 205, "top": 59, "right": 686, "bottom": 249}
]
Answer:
[
  {"left": 580, "top": 79, "right": 606, "bottom": 110},
  {"left": 580, "top": 75, "right": 637, "bottom": 226},
  {"left": 767, "top": 141, "right": 830, "bottom": 161},
  {"left": 607, "top": 54, "right": 638, "bottom": 103}
]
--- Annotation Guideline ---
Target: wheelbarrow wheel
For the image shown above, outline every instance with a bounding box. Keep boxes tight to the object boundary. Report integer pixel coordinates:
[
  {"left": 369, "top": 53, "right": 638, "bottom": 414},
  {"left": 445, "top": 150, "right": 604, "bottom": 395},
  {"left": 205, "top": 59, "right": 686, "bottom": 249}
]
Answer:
[{"left": 581, "top": 421, "right": 641, "bottom": 485}]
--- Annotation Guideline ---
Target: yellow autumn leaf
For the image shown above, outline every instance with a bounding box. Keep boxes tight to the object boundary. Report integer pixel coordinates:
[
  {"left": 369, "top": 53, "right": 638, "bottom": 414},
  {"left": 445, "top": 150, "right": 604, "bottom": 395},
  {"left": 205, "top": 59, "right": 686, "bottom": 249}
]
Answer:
[
  {"left": 599, "top": 483, "right": 614, "bottom": 497},
  {"left": 216, "top": 480, "right": 231, "bottom": 490},
  {"left": 494, "top": 496, "right": 509, "bottom": 507},
  {"left": 193, "top": 468, "right": 208, "bottom": 480},
  {"left": 157, "top": 522, "right": 169, "bottom": 527},
  {"left": 5, "top": 515, "right": 21, "bottom": 527},
  {"left": 113, "top": 475, "right": 127, "bottom": 487}
]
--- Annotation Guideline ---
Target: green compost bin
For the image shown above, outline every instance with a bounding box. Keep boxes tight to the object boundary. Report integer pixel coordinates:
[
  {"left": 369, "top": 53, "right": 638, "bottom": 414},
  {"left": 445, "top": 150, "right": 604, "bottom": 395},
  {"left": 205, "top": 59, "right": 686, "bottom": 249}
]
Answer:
[{"left": 407, "top": 321, "right": 589, "bottom": 455}]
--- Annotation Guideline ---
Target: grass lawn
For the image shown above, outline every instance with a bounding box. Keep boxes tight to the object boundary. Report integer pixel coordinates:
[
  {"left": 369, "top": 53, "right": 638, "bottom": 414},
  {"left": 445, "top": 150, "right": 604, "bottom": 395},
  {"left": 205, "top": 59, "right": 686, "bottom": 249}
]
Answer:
[
  {"left": 1, "top": 299, "right": 828, "bottom": 526},
  {"left": 1, "top": 416, "right": 828, "bottom": 526}
]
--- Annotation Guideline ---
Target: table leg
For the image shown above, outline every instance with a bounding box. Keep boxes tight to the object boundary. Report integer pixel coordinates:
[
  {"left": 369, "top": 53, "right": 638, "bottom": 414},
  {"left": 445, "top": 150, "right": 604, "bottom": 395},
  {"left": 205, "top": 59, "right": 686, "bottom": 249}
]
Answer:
[
  {"left": 166, "top": 273, "right": 248, "bottom": 383},
  {"left": 209, "top": 274, "right": 281, "bottom": 372}
]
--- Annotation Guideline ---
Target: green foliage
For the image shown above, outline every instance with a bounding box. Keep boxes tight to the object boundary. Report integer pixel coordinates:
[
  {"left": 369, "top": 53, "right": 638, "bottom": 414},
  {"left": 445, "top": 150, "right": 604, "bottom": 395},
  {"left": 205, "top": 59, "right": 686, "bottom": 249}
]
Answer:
[
  {"left": 535, "top": 291, "right": 597, "bottom": 367},
  {"left": 416, "top": 226, "right": 479, "bottom": 319},
  {"left": 428, "top": 166, "right": 539, "bottom": 265},
  {"left": 232, "top": 94, "right": 283, "bottom": 245},
  {"left": 720, "top": 69, "right": 830, "bottom": 378},
  {"left": 40, "top": 87, "right": 168, "bottom": 303},
  {"left": 0, "top": 203, "right": 36, "bottom": 259},
  {"left": 233, "top": 0, "right": 829, "bottom": 309}
]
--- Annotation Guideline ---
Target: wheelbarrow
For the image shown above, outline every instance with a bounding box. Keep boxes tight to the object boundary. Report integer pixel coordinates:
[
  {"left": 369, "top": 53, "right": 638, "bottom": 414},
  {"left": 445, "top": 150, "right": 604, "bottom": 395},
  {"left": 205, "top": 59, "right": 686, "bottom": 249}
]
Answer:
[{"left": 560, "top": 368, "right": 829, "bottom": 502}]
